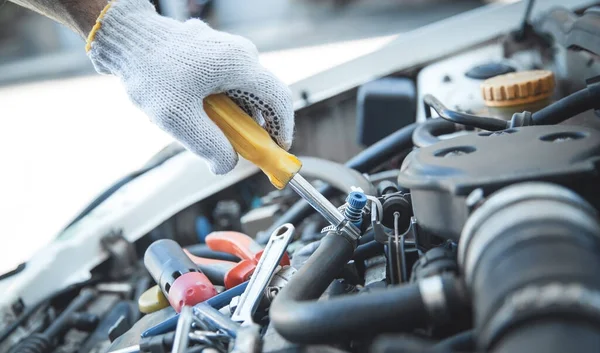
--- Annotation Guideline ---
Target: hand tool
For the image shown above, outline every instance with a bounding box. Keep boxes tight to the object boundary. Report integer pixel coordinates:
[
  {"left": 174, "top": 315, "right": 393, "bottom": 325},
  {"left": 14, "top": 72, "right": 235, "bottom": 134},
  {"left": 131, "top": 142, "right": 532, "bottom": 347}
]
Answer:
[
  {"left": 142, "top": 281, "right": 249, "bottom": 338},
  {"left": 144, "top": 239, "right": 217, "bottom": 312},
  {"left": 231, "top": 224, "right": 294, "bottom": 325},
  {"left": 139, "top": 255, "right": 235, "bottom": 314},
  {"left": 140, "top": 231, "right": 292, "bottom": 314},
  {"left": 138, "top": 285, "right": 171, "bottom": 314},
  {"left": 192, "top": 302, "right": 240, "bottom": 338},
  {"left": 228, "top": 225, "right": 294, "bottom": 353},
  {"left": 181, "top": 252, "right": 237, "bottom": 287},
  {"left": 202, "top": 231, "right": 290, "bottom": 288},
  {"left": 204, "top": 94, "right": 360, "bottom": 240},
  {"left": 171, "top": 306, "right": 193, "bottom": 353},
  {"left": 108, "top": 330, "right": 218, "bottom": 353}
]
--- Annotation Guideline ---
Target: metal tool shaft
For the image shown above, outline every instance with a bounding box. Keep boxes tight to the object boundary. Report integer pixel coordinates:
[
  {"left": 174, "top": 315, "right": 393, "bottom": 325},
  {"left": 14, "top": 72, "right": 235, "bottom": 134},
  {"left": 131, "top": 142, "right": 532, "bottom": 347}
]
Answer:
[
  {"left": 288, "top": 174, "right": 360, "bottom": 238},
  {"left": 172, "top": 306, "right": 193, "bottom": 353},
  {"left": 231, "top": 224, "right": 294, "bottom": 325},
  {"left": 288, "top": 174, "right": 345, "bottom": 227},
  {"left": 108, "top": 346, "right": 140, "bottom": 353}
]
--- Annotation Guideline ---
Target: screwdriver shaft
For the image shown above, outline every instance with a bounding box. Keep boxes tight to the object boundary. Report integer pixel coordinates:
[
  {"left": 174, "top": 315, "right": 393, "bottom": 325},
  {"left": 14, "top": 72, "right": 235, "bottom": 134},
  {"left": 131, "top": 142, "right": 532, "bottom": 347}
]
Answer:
[
  {"left": 288, "top": 174, "right": 360, "bottom": 239},
  {"left": 288, "top": 174, "right": 345, "bottom": 227}
]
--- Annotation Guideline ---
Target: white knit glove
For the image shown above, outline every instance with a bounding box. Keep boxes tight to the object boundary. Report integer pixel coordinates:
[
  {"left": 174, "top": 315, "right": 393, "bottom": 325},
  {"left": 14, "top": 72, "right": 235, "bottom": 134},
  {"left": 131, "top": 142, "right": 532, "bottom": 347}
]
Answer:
[{"left": 86, "top": 0, "right": 294, "bottom": 174}]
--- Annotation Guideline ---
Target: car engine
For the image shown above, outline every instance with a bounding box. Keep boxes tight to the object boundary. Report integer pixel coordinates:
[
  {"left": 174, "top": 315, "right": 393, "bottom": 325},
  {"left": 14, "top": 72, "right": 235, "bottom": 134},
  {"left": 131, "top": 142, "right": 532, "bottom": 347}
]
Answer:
[{"left": 2, "top": 3, "right": 600, "bottom": 353}]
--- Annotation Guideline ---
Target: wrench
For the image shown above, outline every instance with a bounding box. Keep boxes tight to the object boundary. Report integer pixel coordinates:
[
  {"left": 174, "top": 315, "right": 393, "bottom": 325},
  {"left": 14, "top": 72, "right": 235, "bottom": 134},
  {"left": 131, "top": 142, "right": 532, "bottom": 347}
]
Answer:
[
  {"left": 171, "top": 306, "right": 193, "bottom": 353},
  {"left": 231, "top": 224, "right": 294, "bottom": 325}
]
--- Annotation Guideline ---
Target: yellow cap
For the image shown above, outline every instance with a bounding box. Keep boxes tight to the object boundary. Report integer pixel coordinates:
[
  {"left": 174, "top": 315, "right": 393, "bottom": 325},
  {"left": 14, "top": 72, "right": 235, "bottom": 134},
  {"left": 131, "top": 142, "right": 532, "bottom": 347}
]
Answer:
[
  {"left": 481, "top": 70, "right": 555, "bottom": 107},
  {"left": 138, "top": 285, "right": 170, "bottom": 314}
]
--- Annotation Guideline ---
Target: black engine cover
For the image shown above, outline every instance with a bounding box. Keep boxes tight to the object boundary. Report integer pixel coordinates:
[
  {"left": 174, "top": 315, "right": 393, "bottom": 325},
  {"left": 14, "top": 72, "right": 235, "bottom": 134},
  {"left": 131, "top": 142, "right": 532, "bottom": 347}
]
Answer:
[{"left": 398, "top": 125, "right": 600, "bottom": 241}]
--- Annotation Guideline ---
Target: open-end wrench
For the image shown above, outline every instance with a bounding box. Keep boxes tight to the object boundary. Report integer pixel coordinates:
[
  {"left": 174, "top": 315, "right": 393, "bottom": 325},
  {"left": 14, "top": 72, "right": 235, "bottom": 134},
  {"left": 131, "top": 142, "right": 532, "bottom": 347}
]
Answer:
[{"left": 231, "top": 224, "right": 294, "bottom": 325}]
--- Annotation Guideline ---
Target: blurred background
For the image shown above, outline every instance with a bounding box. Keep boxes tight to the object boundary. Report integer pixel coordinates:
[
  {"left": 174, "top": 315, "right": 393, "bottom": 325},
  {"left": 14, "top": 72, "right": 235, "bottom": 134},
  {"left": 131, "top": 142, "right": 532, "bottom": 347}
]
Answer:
[{"left": 0, "top": 0, "right": 490, "bottom": 272}]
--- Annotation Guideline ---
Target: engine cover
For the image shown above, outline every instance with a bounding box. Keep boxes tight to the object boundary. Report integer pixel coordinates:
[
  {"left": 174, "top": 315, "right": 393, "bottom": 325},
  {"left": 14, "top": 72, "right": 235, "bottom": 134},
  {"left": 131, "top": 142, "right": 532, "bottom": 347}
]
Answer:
[{"left": 398, "top": 124, "right": 600, "bottom": 241}]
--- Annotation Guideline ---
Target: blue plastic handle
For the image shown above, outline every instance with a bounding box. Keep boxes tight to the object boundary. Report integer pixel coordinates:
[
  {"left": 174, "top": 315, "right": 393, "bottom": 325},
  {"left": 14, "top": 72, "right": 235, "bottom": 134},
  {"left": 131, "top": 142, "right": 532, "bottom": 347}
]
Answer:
[{"left": 141, "top": 281, "right": 249, "bottom": 337}]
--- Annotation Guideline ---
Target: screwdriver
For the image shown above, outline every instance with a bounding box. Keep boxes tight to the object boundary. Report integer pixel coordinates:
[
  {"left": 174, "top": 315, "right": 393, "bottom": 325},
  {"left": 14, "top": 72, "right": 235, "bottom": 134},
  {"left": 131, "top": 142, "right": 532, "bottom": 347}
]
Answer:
[{"left": 204, "top": 94, "right": 360, "bottom": 239}]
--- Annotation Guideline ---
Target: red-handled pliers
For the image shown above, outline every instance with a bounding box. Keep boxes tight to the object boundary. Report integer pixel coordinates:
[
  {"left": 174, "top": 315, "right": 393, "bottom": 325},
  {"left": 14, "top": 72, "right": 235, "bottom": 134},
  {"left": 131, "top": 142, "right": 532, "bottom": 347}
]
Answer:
[{"left": 186, "top": 231, "right": 290, "bottom": 289}]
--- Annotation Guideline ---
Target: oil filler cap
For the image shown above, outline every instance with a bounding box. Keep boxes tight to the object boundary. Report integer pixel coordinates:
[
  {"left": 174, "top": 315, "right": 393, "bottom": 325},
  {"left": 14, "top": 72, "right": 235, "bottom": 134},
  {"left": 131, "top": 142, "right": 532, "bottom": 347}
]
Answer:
[{"left": 481, "top": 70, "right": 554, "bottom": 107}]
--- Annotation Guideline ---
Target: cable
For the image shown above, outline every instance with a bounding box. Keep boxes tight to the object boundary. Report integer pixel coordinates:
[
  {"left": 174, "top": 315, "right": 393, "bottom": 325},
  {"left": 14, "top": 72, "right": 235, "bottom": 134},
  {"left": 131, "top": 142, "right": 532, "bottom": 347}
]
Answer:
[
  {"left": 394, "top": 212, "right": 407, "bottom": 283},
  {"left": 532, "top": 84, "right": 600, "bottom": 125},
  {"left": 423, "top": 94, "right": 508, "bottom": 131},
  {"left": 366, "top": 195, "right": 383, "bottom": 221},
  {"left": 0, "top": 277, "right": 103, "bottom": 344}
]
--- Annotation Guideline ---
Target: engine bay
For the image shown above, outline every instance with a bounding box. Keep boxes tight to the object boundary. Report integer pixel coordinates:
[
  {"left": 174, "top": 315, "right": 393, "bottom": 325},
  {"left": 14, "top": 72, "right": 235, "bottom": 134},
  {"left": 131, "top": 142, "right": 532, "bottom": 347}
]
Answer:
[{"left": 2, "top": 3, "right": 600, "bottom": 353}]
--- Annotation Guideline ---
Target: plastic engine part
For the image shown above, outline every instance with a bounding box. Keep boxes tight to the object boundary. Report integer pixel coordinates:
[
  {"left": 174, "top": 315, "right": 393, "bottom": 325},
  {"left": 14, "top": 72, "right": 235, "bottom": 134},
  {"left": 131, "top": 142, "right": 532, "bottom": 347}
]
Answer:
[
  {"left": 398, "top": 125, "right": 600, "bottom": 241},
  {"left": 356, "top": 77, "right": 416, "bottom": 146},
  {"left": 344, "top": 191, "right": 367, "bottom": 226}
]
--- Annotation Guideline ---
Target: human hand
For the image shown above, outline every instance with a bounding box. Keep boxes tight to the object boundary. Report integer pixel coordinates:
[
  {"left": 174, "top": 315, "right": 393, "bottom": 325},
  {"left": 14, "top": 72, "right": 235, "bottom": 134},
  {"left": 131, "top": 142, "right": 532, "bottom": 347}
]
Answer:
[{"left": 86, "top": 0, "right": 294, "bottom": 174}]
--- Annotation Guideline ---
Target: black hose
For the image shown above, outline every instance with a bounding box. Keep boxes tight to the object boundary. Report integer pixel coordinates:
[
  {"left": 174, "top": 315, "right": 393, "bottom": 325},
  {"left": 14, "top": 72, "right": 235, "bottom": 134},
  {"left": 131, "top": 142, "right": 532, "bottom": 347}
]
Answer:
[
  {"left": 259, "top": 123, "right": 417, "bottom": 244},
  {"left": 460, "top": 182, "right": 600, "bottom": 353},
  {"left": 532, "top": 86, "right": 599, "bottom": 125},
  {"left": 412, "top": 119, "right": 457, "bottom": 148},
  {"left": 423, "top": 94, "right": 508, "bottom": 131},
  {"left": 353, "top": 240, "right": 384, "bottom": 261},
  {"left": 358, "top": 230, "right": 375, "bottom": 245},
  {"left": 270, "top": 232, "right": 429, "bottom": 344},
  {"left": 8, "top": 289, "right": 96, "bottom": 353},
  {"left": 433, "top": 330, "right": 475, "bottom": 352},
  {"left": 44, "top": 289, "right": 95, "bottom": 338},
  {"left": 0, "top": 277, "right": 102, "bottom": 344}
]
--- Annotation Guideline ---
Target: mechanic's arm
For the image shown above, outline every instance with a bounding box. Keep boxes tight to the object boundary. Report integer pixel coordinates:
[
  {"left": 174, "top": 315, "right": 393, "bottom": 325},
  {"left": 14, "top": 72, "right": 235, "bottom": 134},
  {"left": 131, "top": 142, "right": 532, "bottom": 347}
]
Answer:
[{"left": 10, "top": 0, "right": 294, "bottom": 174}]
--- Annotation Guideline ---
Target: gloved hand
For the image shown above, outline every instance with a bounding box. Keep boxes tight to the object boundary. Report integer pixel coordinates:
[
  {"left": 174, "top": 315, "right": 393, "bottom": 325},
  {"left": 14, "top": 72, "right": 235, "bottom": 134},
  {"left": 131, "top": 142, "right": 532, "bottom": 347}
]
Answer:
[{"left": 86, "top": 0, "right": 294, "bottom": 174}]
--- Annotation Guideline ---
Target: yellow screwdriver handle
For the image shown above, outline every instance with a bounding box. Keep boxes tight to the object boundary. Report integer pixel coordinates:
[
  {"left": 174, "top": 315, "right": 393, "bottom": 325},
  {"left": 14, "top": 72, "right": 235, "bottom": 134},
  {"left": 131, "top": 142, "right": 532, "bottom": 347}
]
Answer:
[{"left": 204, "top": 94, "right": 302, "bottom": 189}]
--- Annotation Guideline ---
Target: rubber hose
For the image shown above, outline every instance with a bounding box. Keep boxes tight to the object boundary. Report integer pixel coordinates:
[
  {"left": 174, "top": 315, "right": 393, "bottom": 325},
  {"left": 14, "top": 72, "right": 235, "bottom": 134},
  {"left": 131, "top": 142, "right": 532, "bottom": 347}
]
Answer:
[
  {"left": 353, "top": 240, "right": 384, "bottom": 261},
  {"left": 259, "top": 123, "right": 417, "bottom": 244},
  {"left": 270, "top": 232, "right": 428, "bottom": 344},
  {"left": 44, "top": 289, "right": 96, "bottom": 338},
  {"left": 433, "top": 330, "right": 474, "bottom": 352},
  {"left": 8, "top": 334, "right": 51, "bottom": 353},
  {"left": 299, "top": 156, "right": 376, "bottom": 195},
  {"left": 412, "top": 119, "right": 457, "bottom": 148},
  {"left": 423, "top": 94, "right": 508, "bottom": 131},
  {"left": 532, "top": 86, "right": 598, "bottom": 125},
  {"left": 459, "top": 182, "right": 600, "bottom": 353}
]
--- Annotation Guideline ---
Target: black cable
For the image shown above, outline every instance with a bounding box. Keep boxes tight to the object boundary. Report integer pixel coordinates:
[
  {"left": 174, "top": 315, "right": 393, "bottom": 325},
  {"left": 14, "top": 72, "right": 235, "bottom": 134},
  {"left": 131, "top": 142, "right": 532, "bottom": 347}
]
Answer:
[
  {"left": 394, "top": 212, "right": 407, "bottom": 283},
  {"left": 0, "top": 277, "right": 103, "bottom": 344},
  {"left": 259, "top": 123, "right": 418, "bottom": 244},
  {"left": 423, "top": 94, "right": 508, "bottom": 131},
  {"left": 515, "top": 0, "right": 535, "bottom": 41},
  {"left": 532, "top": 85, "right": 600, "bottom": 125},
  {"left": 412, "top": 118, "right": 457, "bottom": 148}
]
